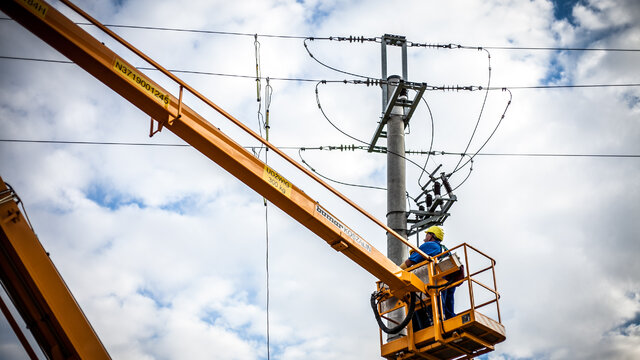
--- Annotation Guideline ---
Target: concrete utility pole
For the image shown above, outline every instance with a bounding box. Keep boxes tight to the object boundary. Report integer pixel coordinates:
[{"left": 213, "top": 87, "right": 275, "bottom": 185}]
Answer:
[
  {"left": 372, "top": 35, "right": 429, "bottom": 260},
  {"left": 370, "top": 34, "right": 426, "bottom": 341},
  {"left": 370, "top": 34, "right": 454, "bottom": 341},
  {"left": 385, "top": 75, "right": 408, "bottom": 266},
  {"left": 377, "top": 34, "right": 410, "bottom": 266}
]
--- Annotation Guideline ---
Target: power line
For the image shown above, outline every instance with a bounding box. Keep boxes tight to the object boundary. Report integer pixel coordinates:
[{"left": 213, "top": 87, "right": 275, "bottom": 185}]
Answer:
[
  {"left": 2, "top": 139, "right": 638, "bottom": 158},
  {"left": 0, "top": 55, "right": 334, "bottom": 83},
  {"left": 0, "top": 17, "right": 314, "bottom": 39},
  {"left": 416, "top": 97, "right": 436, "bottom": 188},
  {"left": 264, "top": 201, "right": 271, "bottom": 360},
  {"left": 298, "top": 148, "right": 386, "bottom": 191},
  {"left": 85, "top": 23, "right": 310, "bottom": 39},
  {"left": 0, "top": 138, "right": 299, "bottom": 150},
  {"left": 451, "top": 88, "right": 513, "bottom": 176},
  {"left": 452, "top": 48, "right": 492, "bottom": 174},
  {"left": 4, "top": 17, "right": 640, "bottom": 52},
  {"left": 314, "top": 82, "right": 371, "bottom": 144},
  {"left": 304, "top": 38, "right": 372, "bottom": 79},
  {"left": 0, "top": 139, "right": 349, "bottom": 152},
  {"left": 3, "top": 55, "right": 639, "bottom": 90},
  {"left": 0, "top": 139, "right": 189, "bottom": 147},
  {"left": 483, "top": 45, "right": 640, "bottom": 52},
  {"left": 0, "top": 55, "right": 72, "bottom": 64},
  {"left": 404, "top": 42, "right": 640, "bottom": 53},
  {"left": 434, "top": 151, "right": 640, "bottom": 158},
  {"left": 489, "top": 84, "right": 640, "bottom": 90},
  {"left": 451, "top": 155, "right": 474, "bottom": 192},
  {"left": 313, "top": 81, "right": 439, "bottom": 177}
]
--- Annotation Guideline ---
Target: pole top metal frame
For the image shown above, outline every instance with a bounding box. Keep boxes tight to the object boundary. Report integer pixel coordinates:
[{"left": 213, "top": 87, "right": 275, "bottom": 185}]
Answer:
[
  {"left": 380, "top": 34, "right": 408, "bottom": 90},
  {"left": 368, "top": 80, "right": 426, "bottom": 152},
  {"left": 369, "top": 34, "right": 427, "bottom": 153}
]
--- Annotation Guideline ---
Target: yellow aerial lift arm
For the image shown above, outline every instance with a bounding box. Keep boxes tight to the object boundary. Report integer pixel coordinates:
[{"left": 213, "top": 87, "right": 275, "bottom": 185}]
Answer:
[
  {"left": 1, "top": 1, "right": 505, "bottom": 359},
  {"left": 1, "top": 0, "right": 427, "bottom": 294},
  {"left": 1, "top": 179, "right": 111, "bottom": 360}
]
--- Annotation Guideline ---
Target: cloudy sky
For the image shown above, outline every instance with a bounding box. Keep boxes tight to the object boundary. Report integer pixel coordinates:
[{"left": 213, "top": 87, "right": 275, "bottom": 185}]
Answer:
[{"left": 1, "top": 0, "right": 639, "bottom": 359}]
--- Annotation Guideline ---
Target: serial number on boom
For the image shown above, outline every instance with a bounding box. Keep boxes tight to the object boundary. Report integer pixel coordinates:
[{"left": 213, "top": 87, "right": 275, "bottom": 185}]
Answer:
[{"left": 114, "top": 58, "right": 169, "bottom": 108}]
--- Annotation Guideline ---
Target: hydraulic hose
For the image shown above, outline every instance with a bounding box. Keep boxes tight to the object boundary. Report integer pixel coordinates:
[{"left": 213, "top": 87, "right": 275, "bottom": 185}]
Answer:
[{"left": 370, "top": 292, "right": 417, "bottom": 334}]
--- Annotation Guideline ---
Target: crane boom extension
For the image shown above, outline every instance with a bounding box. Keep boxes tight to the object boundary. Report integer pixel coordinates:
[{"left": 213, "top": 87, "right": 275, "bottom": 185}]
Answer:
[
  {"left": 0, "top": 1, "right": 425, "bottom": 292},
  {"left": 0, "top": 178, "right": 111, "bottom": 359},
  {"left": 2, "top": 1, "right": 506, "bottom": 359}
]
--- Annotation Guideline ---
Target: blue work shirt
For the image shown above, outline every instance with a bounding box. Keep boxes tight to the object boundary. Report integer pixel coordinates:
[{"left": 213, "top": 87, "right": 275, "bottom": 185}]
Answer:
[{"left": 408, "top": 240, "right": 443, "bottom": 264}]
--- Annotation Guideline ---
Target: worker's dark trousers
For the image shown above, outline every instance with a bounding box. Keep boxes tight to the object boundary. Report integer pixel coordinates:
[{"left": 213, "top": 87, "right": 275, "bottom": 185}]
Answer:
[
  {"left": 442, "top": 287, "right": 456, "bottom": 319},
  {"left": 412, "top": 287, "right": 457, "bottom": 332}
]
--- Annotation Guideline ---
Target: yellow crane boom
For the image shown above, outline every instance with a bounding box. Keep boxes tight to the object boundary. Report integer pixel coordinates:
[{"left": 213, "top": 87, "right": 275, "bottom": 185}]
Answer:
[
  {"left": 0, "top": 1, "right": 505, "bottom": 359},
  {"left": 1, "top": 0, "right": 426, "bottom": 294},
  {"left": 0, "top": 179, "right": 111, "bottom": 359}
]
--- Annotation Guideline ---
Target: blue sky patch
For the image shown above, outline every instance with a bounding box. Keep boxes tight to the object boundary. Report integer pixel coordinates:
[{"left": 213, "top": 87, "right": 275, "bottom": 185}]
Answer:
[
  {"left": 624, "top": 93, "right": 640, "bottom": 109},
  {"left": 137, "top": 287, "right": 171, "bottom": 309},
  {"left": 159, "top": 195, "right": 202, "bottom": 215},
  {"left": 110, "top": 0, "right": 126, "bottom": 8},
  {"left": 296, "top": 1, "right": 333, "bottom": 25},
  {"left": 201, "top": 309, "right": 222, "bottom": 327},
  {"left": 541, "top": 55, "right": 567, "bottom": 85},
  {"left": 611, "top": 312, "right": 640, "bottom": 335},
  {"left": 552, "top": 0, "right": 581, "bottom": 24},
  {"left": 86, "top": 182, "right": 145, "bottom": 210},
  {"left": 309, "top": 7, "right": 331, "bottom": 24}
]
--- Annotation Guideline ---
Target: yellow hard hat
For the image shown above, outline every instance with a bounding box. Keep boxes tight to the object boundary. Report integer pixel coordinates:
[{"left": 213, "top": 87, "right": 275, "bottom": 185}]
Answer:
[{"left": 425, "top": 226, "right": 444, "bottom": 241}]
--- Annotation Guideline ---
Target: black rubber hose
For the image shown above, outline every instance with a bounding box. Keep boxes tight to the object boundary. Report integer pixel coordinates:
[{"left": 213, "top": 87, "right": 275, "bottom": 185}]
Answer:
[
  {"left": 427, "top": 283, "right": 449, "bottom": 290},
  {"left": 370, "top": 292, "right": 417, "bottom": 334}
]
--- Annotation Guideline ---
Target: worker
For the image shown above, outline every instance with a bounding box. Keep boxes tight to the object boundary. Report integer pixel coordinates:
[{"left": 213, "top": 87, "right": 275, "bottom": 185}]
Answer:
[
  {"left": 400, "top": 225, "right": 445, "bottom": 269},
  {"left": 401, "top": 226, "right": 457, "bottom": 321}
]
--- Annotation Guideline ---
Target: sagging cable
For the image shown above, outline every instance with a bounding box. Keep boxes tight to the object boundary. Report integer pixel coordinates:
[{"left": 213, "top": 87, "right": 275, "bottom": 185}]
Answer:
[
  {"left": 254, "top": 34, "right": 261, "bottom": 102},
  {"left": 370, "top": 291, "right": 417, "bottom": 334}
]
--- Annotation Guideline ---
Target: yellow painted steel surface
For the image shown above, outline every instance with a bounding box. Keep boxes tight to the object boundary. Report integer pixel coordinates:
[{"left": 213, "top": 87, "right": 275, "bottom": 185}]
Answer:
[
  {"left": 377, "top": 244, "right": 505, "bottom": 359},
  {"left": 0, "top": 178, "right": 111, "bottom": 360},
  {"left": 380, "top": 309, "right": 506, "bottom": 359},
  {"left": 0, "top": 0, "right": 425, "bottom": 292},
  {"left": 0, "top": 1, "right": 506, "bottom": 359}
]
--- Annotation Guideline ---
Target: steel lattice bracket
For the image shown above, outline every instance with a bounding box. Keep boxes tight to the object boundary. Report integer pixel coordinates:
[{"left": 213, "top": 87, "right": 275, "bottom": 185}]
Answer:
[
  {"left": 406, "top": 194, "right": 457, "bottom": 237},
  {"left": 368, "top": 81, "right": 426, "bottom": 153}
]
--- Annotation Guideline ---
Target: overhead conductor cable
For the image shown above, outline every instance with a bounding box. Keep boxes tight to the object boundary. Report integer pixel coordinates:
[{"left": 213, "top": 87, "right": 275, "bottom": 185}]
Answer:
[
  {"left": 255, "top": 34, "right": 262, "bottom": 102},
  {"left": 253, "top": 33, "right": 271, "bottom": 360}
]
